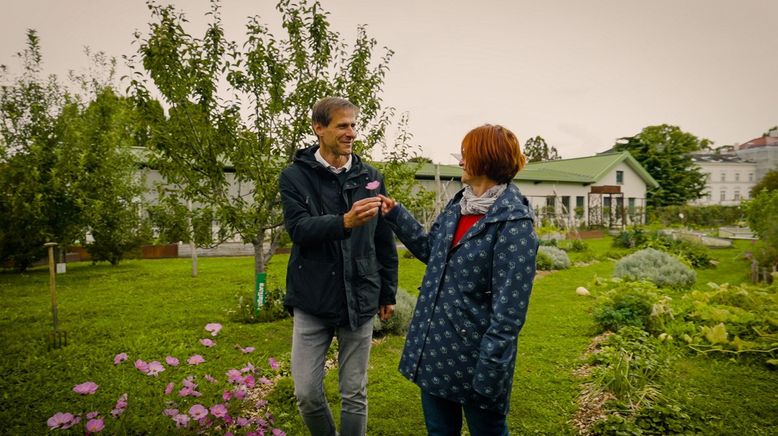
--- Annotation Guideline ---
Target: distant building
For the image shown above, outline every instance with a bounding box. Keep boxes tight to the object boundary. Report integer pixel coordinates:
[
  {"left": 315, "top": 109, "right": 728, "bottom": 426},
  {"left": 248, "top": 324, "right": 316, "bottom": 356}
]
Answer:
[
  {"left": 736, "top": 134, "right": 778, "bottom": 181},
  {"left": 415, "top": 151, "right": 658, "bottom": 228},
  {"left": 689, "top": 151, "right": 757, "bottom": 206}
]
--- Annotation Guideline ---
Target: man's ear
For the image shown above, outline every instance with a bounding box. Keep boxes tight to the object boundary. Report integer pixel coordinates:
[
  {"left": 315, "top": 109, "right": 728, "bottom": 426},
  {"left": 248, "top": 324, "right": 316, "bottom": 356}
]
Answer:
[{"left": 312, "top": 122, "right": 323, "bottom": 138}]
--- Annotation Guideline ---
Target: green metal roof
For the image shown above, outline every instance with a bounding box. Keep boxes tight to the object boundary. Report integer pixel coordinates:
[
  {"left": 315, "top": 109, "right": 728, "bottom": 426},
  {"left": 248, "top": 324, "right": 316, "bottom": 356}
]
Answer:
[{"left": 415, "top": 151, "right": 659, "bottom": 188}]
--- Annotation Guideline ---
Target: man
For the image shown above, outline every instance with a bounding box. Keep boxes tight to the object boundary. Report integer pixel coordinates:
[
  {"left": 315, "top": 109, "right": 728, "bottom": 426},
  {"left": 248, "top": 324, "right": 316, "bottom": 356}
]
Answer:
[{"left": 279, "top": 97, "right": 398, "bottom": 436}]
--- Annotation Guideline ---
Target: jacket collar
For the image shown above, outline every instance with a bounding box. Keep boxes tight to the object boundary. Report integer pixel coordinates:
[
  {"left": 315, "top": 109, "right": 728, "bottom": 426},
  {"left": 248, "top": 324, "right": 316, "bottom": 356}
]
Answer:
[
  {"left": 294, "top": 145, "right": 368, "bottom": 180},
  {"left": 451, "top": 183, "right": 534, "bottom": 223}
]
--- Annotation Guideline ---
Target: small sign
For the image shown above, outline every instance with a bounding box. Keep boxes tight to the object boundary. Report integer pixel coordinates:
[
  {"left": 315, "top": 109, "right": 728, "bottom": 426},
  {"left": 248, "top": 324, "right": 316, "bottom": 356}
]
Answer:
[
  {"left": 254, "top": 272, "right": 267, "bottom": 316},
  {"left": 56, "top": 263, "right": 66, "bottom": 274}
]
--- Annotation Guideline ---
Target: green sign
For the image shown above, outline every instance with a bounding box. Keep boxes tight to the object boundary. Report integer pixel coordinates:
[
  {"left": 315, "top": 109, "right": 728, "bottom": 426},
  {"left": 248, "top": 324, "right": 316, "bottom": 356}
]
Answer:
[{"left": 254, "top": 272, "right": 267, "bottom": 316}]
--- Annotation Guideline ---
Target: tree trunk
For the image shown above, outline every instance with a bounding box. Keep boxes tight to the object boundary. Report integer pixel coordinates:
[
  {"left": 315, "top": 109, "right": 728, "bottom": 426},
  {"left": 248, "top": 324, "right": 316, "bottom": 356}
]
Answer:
[{"left": 253, "top": 237, "right": 265, "bottom": 275}]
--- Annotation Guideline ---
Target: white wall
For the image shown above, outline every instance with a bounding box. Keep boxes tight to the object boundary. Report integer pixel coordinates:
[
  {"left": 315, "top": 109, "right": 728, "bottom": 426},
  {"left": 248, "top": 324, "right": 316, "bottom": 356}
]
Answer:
[{"left": 692, "top": 161, "right": 757, "bottom": 206}]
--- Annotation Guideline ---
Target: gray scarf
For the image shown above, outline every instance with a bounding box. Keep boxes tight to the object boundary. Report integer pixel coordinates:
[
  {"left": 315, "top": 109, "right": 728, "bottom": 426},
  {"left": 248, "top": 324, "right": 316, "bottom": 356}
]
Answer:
[{"left": 459, "top": 184, "right": 507, "bottom": 215}]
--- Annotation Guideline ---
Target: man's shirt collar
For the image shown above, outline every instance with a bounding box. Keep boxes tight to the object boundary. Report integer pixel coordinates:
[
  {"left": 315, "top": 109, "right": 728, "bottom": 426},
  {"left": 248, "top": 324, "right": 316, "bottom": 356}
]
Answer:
[{"left": 315, "top": 147, "right": 352, "bottom": 174}]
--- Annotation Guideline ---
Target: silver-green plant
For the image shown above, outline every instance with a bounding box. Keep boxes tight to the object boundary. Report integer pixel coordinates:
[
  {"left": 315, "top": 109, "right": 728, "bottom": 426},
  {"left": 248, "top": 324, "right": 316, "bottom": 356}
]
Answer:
[
  {"left": 537, "top": 245, "right": 571, "bottom": 270},
  {"left": 614, "top": 248, "right": 696, "bottom": 289},
  {"left": 373, "top": 287, "right": 416, "bottom": 336}
]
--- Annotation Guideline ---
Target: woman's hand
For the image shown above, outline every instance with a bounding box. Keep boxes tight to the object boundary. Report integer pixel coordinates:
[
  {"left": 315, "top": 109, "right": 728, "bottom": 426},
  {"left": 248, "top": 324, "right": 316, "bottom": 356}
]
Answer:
[{"left": 378, "top": 194, "right": 397, "bottom": 216}]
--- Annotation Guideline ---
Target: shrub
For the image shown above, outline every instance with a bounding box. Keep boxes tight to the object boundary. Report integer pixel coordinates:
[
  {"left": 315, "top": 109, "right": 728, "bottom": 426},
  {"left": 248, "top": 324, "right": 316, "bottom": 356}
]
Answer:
[
  {"left": 593, "top": 281, "right": 660, "bottom": 333},
  {"left": 536, "top": 246, "right": 571, "bottom": 270},
  {"left": 614, "top": 248, "right": 696, "bottom": 289},
  {"left": 373, "top": 288, "right": 416, "bottom": 336},
  {"left": 569, "top": 239, "right": 589, "bottom": 252},
  {"left": 647, "top": 204, "right": 743, "bottom": 228},
  {"left": 613, "top": 227, "right": 648, "bottom": 248},
  {"left": 229, "top": 287, "right": 289, "bottom": 324},
  {"left": 644, "top": 233, "right": 714, "bottom": 269}
]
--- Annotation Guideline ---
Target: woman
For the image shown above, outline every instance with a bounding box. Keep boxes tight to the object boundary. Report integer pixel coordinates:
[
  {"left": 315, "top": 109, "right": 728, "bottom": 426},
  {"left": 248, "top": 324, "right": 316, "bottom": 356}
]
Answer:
[{"left": 379, "top": 124, "right": 537, "bottom": 435}]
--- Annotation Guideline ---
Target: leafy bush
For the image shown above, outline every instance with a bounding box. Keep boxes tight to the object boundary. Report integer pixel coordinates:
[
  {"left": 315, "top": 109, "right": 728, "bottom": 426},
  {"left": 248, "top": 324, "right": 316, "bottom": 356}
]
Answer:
[
  {"left": 593, "top": 281, "right": 663, "bottom": 333},
  {"left": 613, "top": 227, "right": 648, "bottom": 248},
  {"left": 614, "top": 248, "right": 696, "bottom": 289},
  {"left": 229, "top": 288, "right": 289, "bottom": 324},
  {"left": 373, "top": 288, "right": 416, "bottom": 336},
  {"left": 537, "top": 246, "right": 571, "bottom": 270},
  {"left": 648, "top": 204, "right": 743, "bottom": 228},
  {"left": 644, "top": 233, "right": 714, "bottom": 269},
  {"left": 569, "top": 239, "right": 589, "bottom": 252}
]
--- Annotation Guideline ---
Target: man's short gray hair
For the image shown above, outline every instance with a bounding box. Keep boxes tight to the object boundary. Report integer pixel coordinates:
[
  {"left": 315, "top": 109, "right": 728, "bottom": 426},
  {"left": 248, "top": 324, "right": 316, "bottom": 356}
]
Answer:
[{"left": 312, "top": 97, "right": 359, "bottom": 127}]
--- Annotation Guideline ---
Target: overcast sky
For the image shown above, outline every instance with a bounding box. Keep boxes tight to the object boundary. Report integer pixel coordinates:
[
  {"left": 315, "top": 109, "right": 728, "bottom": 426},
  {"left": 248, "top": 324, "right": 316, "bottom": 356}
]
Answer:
[{"left": 2, "top": 0, "right": 776, "bottom": 164}]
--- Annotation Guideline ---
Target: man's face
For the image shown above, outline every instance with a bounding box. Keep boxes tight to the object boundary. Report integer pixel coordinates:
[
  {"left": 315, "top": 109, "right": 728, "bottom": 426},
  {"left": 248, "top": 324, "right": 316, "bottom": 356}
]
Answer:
[{"left": 314, "top": 108, "right": 357, "bottom": 157}]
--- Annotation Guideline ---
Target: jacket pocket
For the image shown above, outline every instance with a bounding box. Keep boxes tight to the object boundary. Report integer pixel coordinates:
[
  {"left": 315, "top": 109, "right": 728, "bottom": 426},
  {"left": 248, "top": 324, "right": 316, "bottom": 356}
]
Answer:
[
  {"left": 289, "top": 257, "right": 341, "bottom": 317},
  {"left": 354, "top": 256, "right": 381, "bottom": 313}
]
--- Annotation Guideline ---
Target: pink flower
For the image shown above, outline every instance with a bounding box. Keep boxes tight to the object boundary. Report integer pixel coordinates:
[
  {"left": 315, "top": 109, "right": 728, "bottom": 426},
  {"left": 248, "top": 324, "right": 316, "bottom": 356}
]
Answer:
[
  {"left": 187, "top": 354, "right": 205, "bottom": 365},
  {"left": 113, "top": 352, "right": 128, "bottom": 365},
  {"left": 223, "top": 390, "right": 233, "bottom": 401},
  {"left": 204, "top": 374, "right": 218, "bottom": 384},
  {"left": 178, "top": 387, "right": 202, "bottom": 397},
  {"left": 86, "top": 411, "right": 100, "bottom": 420},
  {"left": 200, "top": 338, "right": 215, "bottom": 348},
  {"left": 227, "top": 369, "right": 243, "bottom": 384},
  {"left": 85, "top": 418, "right": 104, "bottom": 433},
  {"left": 258, "top": 376, "right": 272, "bottom": 385},
  {"left": 256, "top": 399, "right": 268, "bottom": 409},
  {"left": 134, "top": 359, "right": 149, "bottom": 374},
  {"left": 172, "top": 413, "right": 190, "bottom": 428},
  {"left": 111, "top": 393, "right": 128, "bottom": 418},
  {"left": 188, "top": 404, "right": 208, "bottom": 420},
  {"left": 164, "top": 382, "right": 175, "bottom": 395},
  {"left": 205, "top": 323, "right": 222, "bottom": 336},
  {"left": 237, "top": 416, "right": 251, "bottom": 427},
  {"left": 163, "top": 408, "right": 179, "bottom": 417},
  {"left": 272, "top": 429, "right": 286, "bottom": 436},
  {"left": 182, "top": 376, "right": 197, "bottom": 389},
  {"left": 241, "top": 362, "right": 256, "bottom": 373},
  {"left": 73, "top": 381, "right": 99, "bottom": 395},
  {"left": 210, "top": 403, "right": 228, "bottom": 418},
  {"left": 165, "top": 356, "right": 180, "bottom": 366},
  {"left": 243, "top": 375, "right": 256, "bottom": 389},
  {"left": 47, "top": 412, "right": 75, "bottom": 429},
  {"left": 146, "top": 361, "right": 165, "bottom": 376},
  {"left": 366, "top": 180, "right": 380, "bottom": 190},
  {"left": 268, "top": 357, "right": 279, "bottom": 371},
  {"left": 239, "top": 345, "right": 255, "bottom": 354}
]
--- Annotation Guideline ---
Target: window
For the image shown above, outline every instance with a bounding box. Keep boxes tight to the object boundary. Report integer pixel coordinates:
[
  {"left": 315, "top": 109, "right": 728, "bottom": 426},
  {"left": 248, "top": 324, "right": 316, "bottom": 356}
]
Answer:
[
  {"left": 576, "top": 196, "right": 584, "bottom": 208},
  {"left": 603, "top": 197, "right": 611, "bottom": 208},
  {"left": 720, "top": 173, "right": 726, "bottom": 182},
  {"left": 561, "top": 196, "right": 570, "bottom": 211},
  {"left": 735, "top": 173, "right": 740, "bottom": 182},
  {"left": 749, "top": 173, "right": 754, "bottom": 182},
  {"left": 628, "top": 197, "right": 636, "bottom": 212},
  {"left": 546, "top": 196, "right": 555, "bottom": 207},
  {"left": 720, "top": 190, "right": 726, "bottom": 201},
  {"left": 734, "top": 190, "right": 740, "bottom": 201},
  {"left": 616, "top": 170, "right": 624, "bottom": 184}
]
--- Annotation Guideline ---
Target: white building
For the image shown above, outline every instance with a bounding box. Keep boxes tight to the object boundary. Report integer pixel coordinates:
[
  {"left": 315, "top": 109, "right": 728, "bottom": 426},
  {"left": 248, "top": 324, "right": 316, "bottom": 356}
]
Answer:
[
  {"left": 415, "top": 151, "right": 658, "bottom": 228},
  {"left": 690, "top": 152, "right": 757, "bottom": 206},
  {"left": 736, "top": 134, "right": 778, "bottom": 181}
]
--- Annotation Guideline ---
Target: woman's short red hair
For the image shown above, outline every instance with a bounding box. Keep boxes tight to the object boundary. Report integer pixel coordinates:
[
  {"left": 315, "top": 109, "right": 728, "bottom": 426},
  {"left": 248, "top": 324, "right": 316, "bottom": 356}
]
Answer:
[{"left": 461, "top": 124, "right": 526, "bottom": 184}]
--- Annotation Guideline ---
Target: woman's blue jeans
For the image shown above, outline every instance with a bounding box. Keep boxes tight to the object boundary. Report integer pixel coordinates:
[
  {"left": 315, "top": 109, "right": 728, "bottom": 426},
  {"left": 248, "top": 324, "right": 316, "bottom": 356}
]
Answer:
[{"left": 420, "top": 391, "right": 509, "bottom": 436}]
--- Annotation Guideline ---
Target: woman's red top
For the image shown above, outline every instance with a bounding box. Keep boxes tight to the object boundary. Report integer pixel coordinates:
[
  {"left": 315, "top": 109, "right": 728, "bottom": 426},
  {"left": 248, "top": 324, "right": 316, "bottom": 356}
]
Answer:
[{"left": 452, "top": 214, "right": 484, "bottom": 247}]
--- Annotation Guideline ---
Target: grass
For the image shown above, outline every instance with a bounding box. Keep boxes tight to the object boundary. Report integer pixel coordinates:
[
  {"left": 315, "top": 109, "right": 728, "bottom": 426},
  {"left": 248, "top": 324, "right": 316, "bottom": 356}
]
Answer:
[{"left": 1, "top": 237, "right": 775, "bottom": 434}]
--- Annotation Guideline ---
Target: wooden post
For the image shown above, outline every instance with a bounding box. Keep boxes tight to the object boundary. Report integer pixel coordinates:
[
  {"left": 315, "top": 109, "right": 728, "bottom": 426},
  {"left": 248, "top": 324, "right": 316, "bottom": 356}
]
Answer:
[
  {"left": 188, "top": 199, "right": 198, "bottom": 277},
  {"left": 44, "top": 242, "right": 59, "bottom": 330}
]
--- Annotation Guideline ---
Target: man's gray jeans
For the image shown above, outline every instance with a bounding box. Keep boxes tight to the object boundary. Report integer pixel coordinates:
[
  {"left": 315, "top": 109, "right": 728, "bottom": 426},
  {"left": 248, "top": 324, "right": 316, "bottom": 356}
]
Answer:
[{"left": 291, "top": 308, "right": 373, "bottom": 436}]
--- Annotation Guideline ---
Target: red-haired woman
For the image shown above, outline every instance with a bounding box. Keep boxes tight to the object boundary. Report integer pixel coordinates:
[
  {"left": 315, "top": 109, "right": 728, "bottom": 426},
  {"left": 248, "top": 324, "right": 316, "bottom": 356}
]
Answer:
[{"left": 379, "top": 124, "right": 538, "bottom": 435}]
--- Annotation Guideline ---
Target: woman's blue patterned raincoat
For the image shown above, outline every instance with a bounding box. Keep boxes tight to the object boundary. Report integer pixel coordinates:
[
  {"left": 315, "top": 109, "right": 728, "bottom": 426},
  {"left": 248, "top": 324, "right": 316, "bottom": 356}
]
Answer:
[{"left": 384, "top": 183, "right": 537, "bottom": 414}]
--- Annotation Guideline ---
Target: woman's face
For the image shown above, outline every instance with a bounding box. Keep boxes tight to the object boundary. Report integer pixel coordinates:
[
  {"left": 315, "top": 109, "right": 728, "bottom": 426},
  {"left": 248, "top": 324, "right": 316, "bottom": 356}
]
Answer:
[{"left": 458, "top": 149, "right": 473, "bottom": 185}]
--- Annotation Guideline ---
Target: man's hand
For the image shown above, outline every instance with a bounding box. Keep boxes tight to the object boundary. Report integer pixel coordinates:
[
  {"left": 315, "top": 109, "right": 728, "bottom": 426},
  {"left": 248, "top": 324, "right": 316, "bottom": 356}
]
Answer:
[
  {"left": 343, "top": 197, "right": 382, "bottom": 229},
  {"left": 379, "top": 304, "right": 395, "bottom": 321}
]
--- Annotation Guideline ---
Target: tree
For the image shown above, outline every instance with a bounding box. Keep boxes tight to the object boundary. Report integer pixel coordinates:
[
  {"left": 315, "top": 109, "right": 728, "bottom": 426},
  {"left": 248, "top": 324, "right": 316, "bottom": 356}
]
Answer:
[
  {"left": 750, "top": 169, "right": 778, "bottom": 197},
  {"left": 614, "top": 124, "right": 708, "bottom": 208},
  {"left": 0, "top": 30, "right": 76, "bottom": 270},
  {"left": 523, "top": 136, "right": 560, "bottom": 162},
  {"left": 129, "top": 0, "right": 425, "bottom": 276},
  {"left": 1, "top": 32, "right": 149, "bottom": 270},
  {"left": 743, "top": 190, "right": 778, "bottom": 271},
  {"left": 65, "top": 88, "right": 147, "bottom": 265}
]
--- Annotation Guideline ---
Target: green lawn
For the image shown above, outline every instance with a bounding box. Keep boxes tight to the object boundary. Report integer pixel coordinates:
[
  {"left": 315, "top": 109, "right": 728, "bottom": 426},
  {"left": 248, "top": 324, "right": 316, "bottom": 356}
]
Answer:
[{"left": 0, "top": 238, "right": 775, "bottom": 434}]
